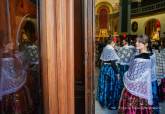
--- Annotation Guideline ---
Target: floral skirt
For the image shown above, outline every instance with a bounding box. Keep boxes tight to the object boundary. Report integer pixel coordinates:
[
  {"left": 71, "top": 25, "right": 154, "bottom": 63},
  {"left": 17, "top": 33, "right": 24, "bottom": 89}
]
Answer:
[{"left": 119, "top": 89, "right": 153, "bottom": 114}]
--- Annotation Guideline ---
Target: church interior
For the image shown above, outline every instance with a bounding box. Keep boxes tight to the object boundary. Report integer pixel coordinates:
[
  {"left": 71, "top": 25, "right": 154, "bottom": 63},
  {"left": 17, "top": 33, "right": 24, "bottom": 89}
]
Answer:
[
  {"left": 0, "top": 0, "right": 165, "bottom": 114},
  {"left": 95, "top": 0, "right": 165, "bottom": 114}
]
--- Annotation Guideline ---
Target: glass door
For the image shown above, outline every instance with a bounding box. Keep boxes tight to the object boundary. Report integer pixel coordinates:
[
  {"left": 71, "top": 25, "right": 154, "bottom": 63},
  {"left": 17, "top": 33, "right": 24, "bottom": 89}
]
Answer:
[{"left": 0, "top": 0, "right": 43, "bottom": 114}]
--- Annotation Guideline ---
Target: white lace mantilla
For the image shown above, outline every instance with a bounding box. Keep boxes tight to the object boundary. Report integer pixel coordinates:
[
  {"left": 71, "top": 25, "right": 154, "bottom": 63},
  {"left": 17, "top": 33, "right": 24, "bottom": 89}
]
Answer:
[
  {"left": 124, "top": 58, "right": 153, "bottom": 105},
  {"left": 117, "top": 45, "right": 136, "bottom": 65},
  {"left": 0, "top": 53, "right": 27, "bottom": 99},
  {"left": 100, "top": 45, "right": 120, "bottom": 61},
  {"left": 150, "top": 53, "right": 157, "bottom": 82}
]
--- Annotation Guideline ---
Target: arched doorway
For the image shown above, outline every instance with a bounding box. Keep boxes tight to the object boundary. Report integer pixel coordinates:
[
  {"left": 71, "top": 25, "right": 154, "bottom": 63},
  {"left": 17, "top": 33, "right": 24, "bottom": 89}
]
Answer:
[
  {"left": 98, "top": 6, "right": 109, "bottom": 29},
  {"left": 17, "top": 18, "right": 37, "bottom": 49},
  {"left": 0, "top": 0, "right": 43, "bottom": 114},
  {"left": 17, "top": 15, "right": 43, "bottom": 114},
  {"left": 95, "top": 2, "right": 113, "bottom": 39},
  {"left": 145, "top": 19, "right": 161, "bottom": 42}
]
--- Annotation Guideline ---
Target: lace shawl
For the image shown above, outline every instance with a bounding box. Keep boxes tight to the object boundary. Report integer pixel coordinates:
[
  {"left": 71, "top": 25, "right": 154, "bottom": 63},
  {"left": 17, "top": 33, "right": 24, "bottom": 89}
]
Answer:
[
  {"left": 150, "top": 53, "right": 157, "bottom": 82},
  {"left": 100, "top": 45, "right": 120, "bottom": 61},
  {"left": 117, "top": 45, "right": 136, "bottom": 65},
  {"left": 124, "top": 58, "right": 153, "bottom": 105},
  {"left": 0, "top": 52, "right": 27, "bottom": 99},
  {"left": 23, "top": 44, "right": 39, "bottom": 65},
  {"left": 160, "top": 49, "right": 165, "bottom": 78}
]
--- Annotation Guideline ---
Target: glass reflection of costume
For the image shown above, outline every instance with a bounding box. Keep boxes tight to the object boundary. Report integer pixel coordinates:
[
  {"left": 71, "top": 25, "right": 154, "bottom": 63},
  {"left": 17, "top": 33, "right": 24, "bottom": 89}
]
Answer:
[
  {"left": 18, "top": 31, "right": 40, "bottom": 113},
  {"left": 158, "top": 48, "right": 165, "bottom": 101},
  {"left": 119, "top": 53, "right": 159, "bottom": 114},
  {"left": 117, "top": 45, "right": 136, "bottom": 95},
  {"left": 21, "top": 43, "right": 41, "bottom": 114},
  {"left": 97, "top": 44, "right": 120, "bottom": 110},
  {"left": 0, "top": 51, "right": 32, "bottom": 114}
]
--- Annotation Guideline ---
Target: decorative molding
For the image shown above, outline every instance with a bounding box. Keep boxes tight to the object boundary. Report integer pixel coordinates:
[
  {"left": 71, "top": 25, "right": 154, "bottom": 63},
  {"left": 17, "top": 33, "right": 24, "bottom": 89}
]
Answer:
[{"left": 95, "top": 2, "right": 114, "bottom": 14}]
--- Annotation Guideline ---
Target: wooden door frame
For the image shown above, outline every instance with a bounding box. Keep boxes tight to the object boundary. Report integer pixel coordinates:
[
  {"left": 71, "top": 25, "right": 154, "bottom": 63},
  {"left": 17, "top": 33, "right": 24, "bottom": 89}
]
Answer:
[
  {"left": 40, "top": 0, "right": 75, "bottom": 114},
  {"left": 84, "top": 0, "right": 95, "bottom": 114},
  {"left": 40, "top": 0, "right": 95, "bottom": 113}
]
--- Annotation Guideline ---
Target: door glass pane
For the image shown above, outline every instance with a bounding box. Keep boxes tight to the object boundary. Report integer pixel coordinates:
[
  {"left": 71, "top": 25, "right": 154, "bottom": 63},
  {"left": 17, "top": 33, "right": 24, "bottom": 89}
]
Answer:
[{"left": 0, "top": 0, "right": 43, "bottom": 114}]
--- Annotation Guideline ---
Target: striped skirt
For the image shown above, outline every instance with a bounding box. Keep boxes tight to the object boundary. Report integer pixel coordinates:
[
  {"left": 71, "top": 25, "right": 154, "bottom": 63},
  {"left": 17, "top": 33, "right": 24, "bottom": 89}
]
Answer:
[{"left": 119, "top": 88, "right": 153, "bottom": 114}]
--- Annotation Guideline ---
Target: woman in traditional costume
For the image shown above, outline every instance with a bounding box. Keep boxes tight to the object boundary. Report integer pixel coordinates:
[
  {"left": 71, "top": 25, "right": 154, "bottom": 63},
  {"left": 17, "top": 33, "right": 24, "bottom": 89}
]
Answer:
[
  {"left": 119, "top": 35, "right": 159, "bottom": 114},
  {"left": 97, "top": 37, "right": 121, "bottom": 110},
  {"left": 153, "top": 49, "right": 162, "bottom": 85},
  {"left": 19, "top": 30, "right": 41, "bottom": 114},
  {"left": 21, "top": 38, "right": 41, "bottom": 114},
  {"left": 150, "top": 50, "right": 160, "bottom": 114},
  {"left": 159, "top": 42, "right": 165, "bottom": 101},
  {"left": 0, "top": 43, "right": 33, "bottom": 114}
]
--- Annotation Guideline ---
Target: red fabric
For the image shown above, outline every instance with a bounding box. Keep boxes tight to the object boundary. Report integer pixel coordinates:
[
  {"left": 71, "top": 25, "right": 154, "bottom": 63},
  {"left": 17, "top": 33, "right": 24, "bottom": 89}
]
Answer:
[
  {"left": 156, "top": 20, "right": 160, "bottom": 28},
  {"left": 119, "top": 89, "right": 153, "bottom": 114},
  {"left": 123, "top": 33, "right": 127, "bottom": 39},
  {"left": 113, "top": 37, "right": 117, "bottom": 43}
]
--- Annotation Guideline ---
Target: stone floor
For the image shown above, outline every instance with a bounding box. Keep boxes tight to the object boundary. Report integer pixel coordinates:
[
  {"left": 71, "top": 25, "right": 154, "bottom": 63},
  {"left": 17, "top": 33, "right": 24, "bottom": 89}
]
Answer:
[
  {"left": 95, "top": 100, "right": 118, "bottom": 114},
  {"left": 95, "top": 67, "right": 118, "bottom": 114}
]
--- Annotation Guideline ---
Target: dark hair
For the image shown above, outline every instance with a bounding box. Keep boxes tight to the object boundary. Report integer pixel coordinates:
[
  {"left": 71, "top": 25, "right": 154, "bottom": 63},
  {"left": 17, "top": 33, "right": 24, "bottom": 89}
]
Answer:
[
  {"left": 136, "top": 34, "right": 152, "bottom": 52},
  {"left": 123, "top": 39, "right": 128, "bottom": 43},
  {"left": 107, "top": 36, "right": 113, "bottom": 44}
]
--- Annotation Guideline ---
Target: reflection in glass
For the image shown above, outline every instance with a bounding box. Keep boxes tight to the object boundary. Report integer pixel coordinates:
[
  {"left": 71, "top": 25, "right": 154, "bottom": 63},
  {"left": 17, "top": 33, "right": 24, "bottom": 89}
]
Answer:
[{"left": 0, "top": 0, "right": 42, "bottom": 114}]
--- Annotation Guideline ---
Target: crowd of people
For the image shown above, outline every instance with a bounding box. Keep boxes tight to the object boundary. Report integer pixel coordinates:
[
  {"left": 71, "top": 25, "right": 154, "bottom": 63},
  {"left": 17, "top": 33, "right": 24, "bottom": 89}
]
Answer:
[{"left": 96, "top": 34, "right": 165, "bottom": 114}]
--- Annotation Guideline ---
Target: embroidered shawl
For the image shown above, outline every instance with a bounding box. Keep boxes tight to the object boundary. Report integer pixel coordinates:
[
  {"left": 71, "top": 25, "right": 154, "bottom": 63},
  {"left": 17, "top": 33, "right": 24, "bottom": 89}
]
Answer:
[
  {"left": 117, "top": 45, "right": 136, "bottom": 65},
  {"left": 23, "top": 44, "right": 39, "bottom": 65},
  {"left": 0, "top": 52, "right": 27, "bottom": 99},
  {"left": 100, "top": 45, "right": 120, "bottom": 61},
  {"left": 150, "top": 53, "right": 157, "bottom": 82},
  {"left": 124, "top": 58, "right": 153, "bottom": 105},
  {"left": 160, "top": 48, "right": 165, "bottom": 78}
]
